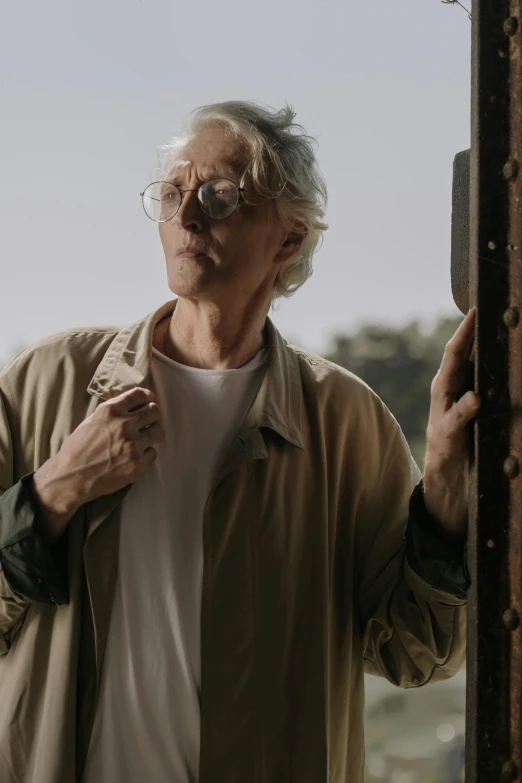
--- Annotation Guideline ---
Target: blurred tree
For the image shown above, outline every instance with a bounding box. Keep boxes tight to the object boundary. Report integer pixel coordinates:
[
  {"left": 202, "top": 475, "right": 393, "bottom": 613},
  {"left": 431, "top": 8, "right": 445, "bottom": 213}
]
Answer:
[{"left": 324, "top": 315, "right": 463, "bottom": 469}]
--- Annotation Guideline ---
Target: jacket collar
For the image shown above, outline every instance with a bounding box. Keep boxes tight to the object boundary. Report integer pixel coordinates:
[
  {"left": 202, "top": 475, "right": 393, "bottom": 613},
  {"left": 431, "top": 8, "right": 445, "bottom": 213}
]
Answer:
[{"left": 87, "top": 298, "right": 304, "bottom": 450}]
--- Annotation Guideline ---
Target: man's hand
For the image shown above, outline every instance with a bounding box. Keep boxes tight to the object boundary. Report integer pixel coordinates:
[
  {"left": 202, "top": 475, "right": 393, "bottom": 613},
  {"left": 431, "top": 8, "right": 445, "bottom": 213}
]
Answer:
[
  {"left": 32, "top": 387, "right": 166, "bottom": 544},
  {"left": 423, "top": 306, "right": 481, "bottom": 544}
]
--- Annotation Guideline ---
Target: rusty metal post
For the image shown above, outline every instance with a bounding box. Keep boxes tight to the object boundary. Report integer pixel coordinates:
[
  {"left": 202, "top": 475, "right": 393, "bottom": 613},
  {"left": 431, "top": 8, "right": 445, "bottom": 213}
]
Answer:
[{"left": 467, "top": 0, "right": 522, "bottom": 780}]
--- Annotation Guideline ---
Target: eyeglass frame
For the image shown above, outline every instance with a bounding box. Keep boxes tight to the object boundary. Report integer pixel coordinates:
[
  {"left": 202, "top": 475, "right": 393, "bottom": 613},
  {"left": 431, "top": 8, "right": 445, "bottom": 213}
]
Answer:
[{"left": 140, "top": 178, "right": 248, "bottom": 223}]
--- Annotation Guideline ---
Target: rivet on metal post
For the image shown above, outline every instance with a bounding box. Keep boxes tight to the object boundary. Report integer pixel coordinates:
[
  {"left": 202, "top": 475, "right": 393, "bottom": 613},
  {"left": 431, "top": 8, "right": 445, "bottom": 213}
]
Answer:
[
  {"left": 503, "top": 17, "right": 519, "bottom": 36},
  {"left": 501, "top": 759, "right": 518, "bottom": 780},
  {"left": 503, "top": 308, "right": 520, "bottom": 328},
  {"left": 503, "top": 159, "right": 519, "bottom": 180},
  {"left": 503, "top": 609, "right": 520, "bottom": 630},
  {"left": 504, "top": 456, "right": 520, "bottom": 478}
]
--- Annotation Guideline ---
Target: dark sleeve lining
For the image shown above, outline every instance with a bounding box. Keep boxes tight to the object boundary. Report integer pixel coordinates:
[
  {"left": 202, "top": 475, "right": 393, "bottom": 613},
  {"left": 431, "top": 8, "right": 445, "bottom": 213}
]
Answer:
[
  {"left": 0, "top": 472, "right": 69, "bottom": 605},
  {"left": 404, "top": 479, "right": 470, "bottom": 600}
]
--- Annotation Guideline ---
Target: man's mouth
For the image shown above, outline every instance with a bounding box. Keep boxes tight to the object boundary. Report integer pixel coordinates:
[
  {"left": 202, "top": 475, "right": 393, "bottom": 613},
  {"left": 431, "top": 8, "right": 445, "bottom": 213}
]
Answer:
[{"left": 179, "top": 248, "right": 209, "bottom": 257}]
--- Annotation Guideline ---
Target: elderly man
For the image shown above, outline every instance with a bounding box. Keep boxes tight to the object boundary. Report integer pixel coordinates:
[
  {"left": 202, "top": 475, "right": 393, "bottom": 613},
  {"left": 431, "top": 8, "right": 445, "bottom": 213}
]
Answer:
[{"left": 0, "top": 101, "right": 478, "bottom": 783}]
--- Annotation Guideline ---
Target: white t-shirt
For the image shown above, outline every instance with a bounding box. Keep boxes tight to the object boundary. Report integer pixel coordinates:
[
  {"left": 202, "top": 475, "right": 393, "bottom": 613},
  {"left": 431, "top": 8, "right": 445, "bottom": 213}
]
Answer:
[{"left": 81, "top": 343, "right": 268, "bottom": 783}]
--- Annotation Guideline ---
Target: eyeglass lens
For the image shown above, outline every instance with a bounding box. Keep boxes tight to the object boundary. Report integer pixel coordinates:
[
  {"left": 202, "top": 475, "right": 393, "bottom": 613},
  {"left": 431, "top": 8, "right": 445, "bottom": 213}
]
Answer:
[{"left": 142, "top": 179, "right": 239, "bottom": 222}]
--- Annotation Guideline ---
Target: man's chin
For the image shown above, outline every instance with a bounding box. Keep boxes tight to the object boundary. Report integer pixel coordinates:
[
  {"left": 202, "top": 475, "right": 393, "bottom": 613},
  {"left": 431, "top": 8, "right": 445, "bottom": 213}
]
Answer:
[{"left": 167, "top": 274, "right": 215, "bottom": 300}]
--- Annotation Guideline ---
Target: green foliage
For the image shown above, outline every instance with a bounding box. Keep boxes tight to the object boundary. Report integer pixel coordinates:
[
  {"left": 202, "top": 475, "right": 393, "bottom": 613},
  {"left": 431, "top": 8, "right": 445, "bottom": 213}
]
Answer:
[{"left": 324, "top": 315, "right": 463, "bottom": 469}]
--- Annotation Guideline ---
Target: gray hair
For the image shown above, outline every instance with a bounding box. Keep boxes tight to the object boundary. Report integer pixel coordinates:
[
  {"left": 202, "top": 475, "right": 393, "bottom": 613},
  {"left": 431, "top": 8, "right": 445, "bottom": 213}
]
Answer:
[{"left": 157, "top": 100, "right": 329, "bottom": 302}]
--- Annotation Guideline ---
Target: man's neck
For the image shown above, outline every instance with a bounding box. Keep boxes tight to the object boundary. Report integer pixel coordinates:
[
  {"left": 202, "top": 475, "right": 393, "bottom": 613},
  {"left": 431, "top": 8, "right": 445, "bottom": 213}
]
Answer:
[{"left": 159, "top": 297, "right": 269, "bottom": 370}]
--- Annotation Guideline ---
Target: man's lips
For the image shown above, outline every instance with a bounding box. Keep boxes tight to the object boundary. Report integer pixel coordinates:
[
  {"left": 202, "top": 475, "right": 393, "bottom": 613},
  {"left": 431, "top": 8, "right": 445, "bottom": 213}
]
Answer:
[{"left": 177, "top": 249, "right": 209, "bottom": 257}]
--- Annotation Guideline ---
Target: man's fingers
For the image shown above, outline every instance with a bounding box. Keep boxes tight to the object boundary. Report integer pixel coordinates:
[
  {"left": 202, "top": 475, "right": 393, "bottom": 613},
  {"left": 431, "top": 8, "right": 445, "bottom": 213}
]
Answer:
[
  {"left": 449, "top": 389, "right": 481, "bottom": 430},
  {"left": 433, "top": 308, "right": 476, "bottom": 400},
  {"left": 449, "top": 308, "right": 476, "bottom": 354}
]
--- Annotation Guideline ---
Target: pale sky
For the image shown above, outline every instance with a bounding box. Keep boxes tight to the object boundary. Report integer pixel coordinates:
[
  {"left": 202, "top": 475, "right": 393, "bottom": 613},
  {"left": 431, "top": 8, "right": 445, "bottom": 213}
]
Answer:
[{"left": 1, "top": 0, "right": 471, "bottom": 367}]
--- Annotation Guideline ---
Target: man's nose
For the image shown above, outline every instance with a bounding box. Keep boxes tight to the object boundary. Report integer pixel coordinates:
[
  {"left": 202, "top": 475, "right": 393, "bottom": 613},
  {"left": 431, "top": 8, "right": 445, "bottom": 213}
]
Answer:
[{"left": 175, "top": 190, "right": 204, "bottom": 231}]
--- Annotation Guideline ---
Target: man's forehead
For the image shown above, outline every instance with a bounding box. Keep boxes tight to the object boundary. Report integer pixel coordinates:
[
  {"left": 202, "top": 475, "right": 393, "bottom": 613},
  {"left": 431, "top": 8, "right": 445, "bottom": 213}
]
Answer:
[
  {"left": 168, "top": 156, "right": 246, "bottom": 179},
  {"left": 168, "top": 130, "right": 249, "bottom": 179}
]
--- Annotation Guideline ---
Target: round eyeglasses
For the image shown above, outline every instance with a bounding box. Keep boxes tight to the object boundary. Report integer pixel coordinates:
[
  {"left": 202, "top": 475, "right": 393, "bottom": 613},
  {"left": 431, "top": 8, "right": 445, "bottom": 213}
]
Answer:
[{"left": 140, "top": 178, "right": 246, "bottom": 223}]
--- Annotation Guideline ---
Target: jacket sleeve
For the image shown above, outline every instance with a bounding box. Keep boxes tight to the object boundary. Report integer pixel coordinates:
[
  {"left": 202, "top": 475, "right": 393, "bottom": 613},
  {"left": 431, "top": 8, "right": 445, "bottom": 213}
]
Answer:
[
  {"left": 404, "top": 478, "right": 470, "bottom": 601},
  {"left": 356, "top": 421, "right": 467, "bottom": 687},
  {"left": 0, "top": 380, "right": 69, "bottom": 656}
]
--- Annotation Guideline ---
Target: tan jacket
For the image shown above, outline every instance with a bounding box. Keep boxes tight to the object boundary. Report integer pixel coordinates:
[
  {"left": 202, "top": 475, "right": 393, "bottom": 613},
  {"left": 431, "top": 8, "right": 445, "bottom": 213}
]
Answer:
[{"left": 0, "top": 298, "right": 468, "bottom": 783}]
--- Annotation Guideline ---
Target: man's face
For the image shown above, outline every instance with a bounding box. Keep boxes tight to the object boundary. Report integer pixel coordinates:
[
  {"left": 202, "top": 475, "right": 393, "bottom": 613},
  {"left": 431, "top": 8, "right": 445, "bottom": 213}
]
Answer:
[{"left": 158, "top": 125, "right": 294, "bottom": 307}]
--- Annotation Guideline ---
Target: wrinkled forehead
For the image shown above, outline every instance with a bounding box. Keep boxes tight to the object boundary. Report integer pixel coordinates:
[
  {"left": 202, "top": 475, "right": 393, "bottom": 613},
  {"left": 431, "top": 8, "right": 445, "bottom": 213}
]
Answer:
[
  {"left": 166, "top": 127, "right": 251, "bottom": 183},
  {"left": 167, "top": 158, "right": 243, "bottom": 182}
]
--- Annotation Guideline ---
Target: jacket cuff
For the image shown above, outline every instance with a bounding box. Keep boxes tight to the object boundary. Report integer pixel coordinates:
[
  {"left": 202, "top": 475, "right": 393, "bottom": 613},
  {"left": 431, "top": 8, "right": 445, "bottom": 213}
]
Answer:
[
  {"left": 0, "top": 472, "right": 69, "bottom": 605},
  {"left": 404, "top": 479, "right": 470, "bottom": 600}
]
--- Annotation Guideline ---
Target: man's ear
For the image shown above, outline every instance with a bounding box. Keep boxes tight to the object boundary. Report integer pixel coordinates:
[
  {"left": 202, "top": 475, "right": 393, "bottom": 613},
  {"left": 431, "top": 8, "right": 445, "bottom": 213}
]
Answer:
[
  {"left": 283, "top": 222, "right": 307, "bottom": 249},
  {"left": 274, "top": 222, "right": 308, "bottom": 267}
]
